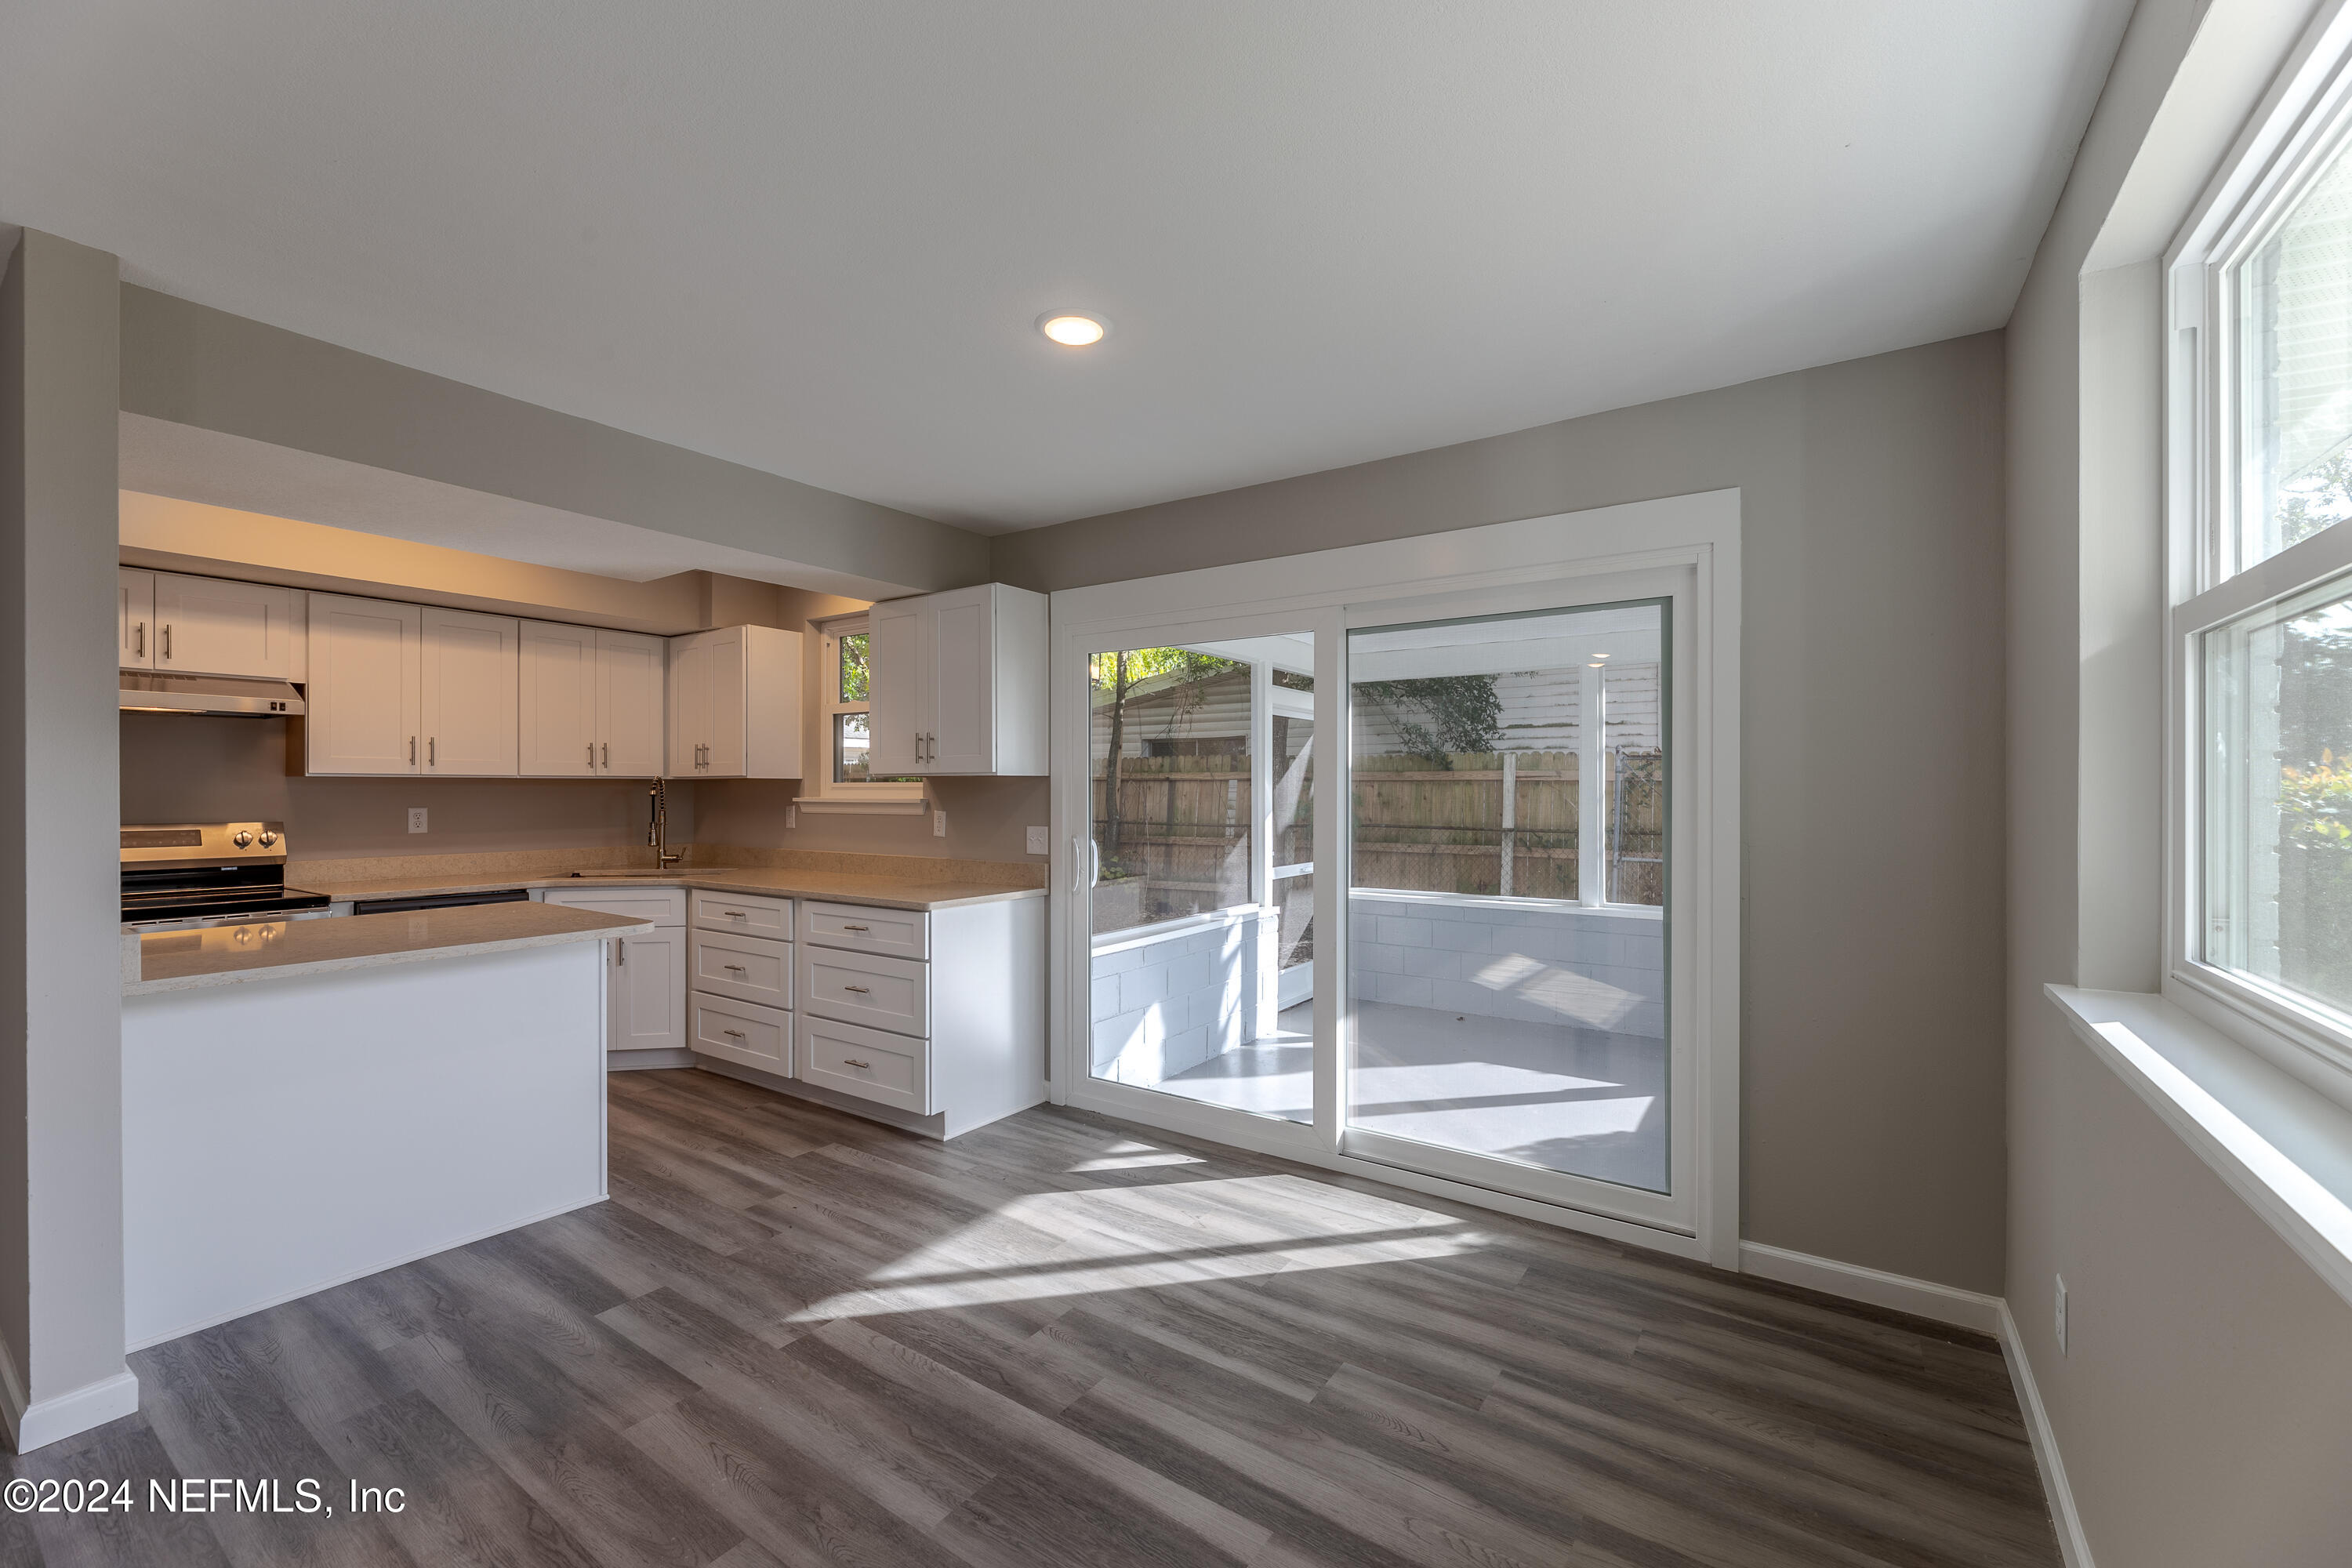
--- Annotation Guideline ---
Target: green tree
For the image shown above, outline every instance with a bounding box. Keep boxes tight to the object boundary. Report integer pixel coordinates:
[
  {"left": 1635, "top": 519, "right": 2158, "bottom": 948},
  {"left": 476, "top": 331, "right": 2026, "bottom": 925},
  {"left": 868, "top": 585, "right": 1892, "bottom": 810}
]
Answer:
[{"left": 1356, "top": 673, "right": 1504, "bottom": 767}]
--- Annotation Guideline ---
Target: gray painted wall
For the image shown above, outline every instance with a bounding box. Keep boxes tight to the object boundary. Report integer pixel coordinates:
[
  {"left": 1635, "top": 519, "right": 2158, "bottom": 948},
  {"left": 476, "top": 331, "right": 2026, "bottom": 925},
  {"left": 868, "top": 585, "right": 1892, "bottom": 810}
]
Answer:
[
  {"left": 0, "top": 230, "right": 130, "bottom": 1436},
  {"left": 118, "top": 286, "right": 991, "bottom": 600},
  {"left": 998, "top": 331, "right": 2011, "bottom": 1294},
  {"left": 2006, "top": 0, "right": 2352, "bottom": 1561}
]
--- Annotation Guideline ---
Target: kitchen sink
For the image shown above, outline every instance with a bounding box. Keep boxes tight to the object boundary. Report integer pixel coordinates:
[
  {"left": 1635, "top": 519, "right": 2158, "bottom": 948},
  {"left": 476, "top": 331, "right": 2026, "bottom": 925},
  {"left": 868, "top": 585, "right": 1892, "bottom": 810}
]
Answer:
[{"left": 568, "top": 867, "right": 733, "bottom": 877}]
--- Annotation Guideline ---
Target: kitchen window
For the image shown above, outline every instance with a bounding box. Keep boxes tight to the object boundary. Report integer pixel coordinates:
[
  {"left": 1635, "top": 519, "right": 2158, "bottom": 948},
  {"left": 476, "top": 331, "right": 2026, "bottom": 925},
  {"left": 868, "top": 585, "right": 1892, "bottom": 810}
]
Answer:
[
  {"left": 804, "top": 614, "right": 924, "bottom": 809},
  {"left": 2172, "top": 31, "right": 2352, "bottom": 1073}
]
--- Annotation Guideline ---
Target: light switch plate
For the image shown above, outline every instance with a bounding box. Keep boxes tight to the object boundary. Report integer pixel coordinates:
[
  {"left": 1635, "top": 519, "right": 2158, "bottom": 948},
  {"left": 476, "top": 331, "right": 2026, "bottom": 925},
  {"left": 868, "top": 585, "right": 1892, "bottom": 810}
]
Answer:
[
  {"left": 407, "top": 808, "right": 428, "bottom": 834},
  {"left": 1026, "top": 825, "right": 1050, "bottom": 855},
  {"left": 933, "top": 809, "right": 948, "bottom": 838}
]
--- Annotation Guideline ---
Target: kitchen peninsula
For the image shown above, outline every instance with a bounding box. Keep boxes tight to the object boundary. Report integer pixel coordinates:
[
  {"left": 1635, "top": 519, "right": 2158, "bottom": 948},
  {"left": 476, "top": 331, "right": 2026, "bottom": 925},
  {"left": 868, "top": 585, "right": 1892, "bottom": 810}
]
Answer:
[{"left": 118, "top": 899, "right": 644, "bottom": 1348}]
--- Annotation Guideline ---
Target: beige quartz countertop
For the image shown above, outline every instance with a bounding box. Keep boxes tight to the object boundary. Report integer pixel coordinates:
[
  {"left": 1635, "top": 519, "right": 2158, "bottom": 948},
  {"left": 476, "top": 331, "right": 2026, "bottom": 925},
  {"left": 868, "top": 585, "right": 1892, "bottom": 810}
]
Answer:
[
  {"left": 289, "top": 866, "right": 1049, "bottom": 913},
  {"left": 125, "top": 901, "right": 648, "bottom": 996}
]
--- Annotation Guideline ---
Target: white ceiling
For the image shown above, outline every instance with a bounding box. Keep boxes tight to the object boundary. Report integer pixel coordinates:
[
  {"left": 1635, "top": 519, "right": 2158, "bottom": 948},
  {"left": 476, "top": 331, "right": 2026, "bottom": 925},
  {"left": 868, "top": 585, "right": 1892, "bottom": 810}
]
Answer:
[{"left": 2, "top": 2, "right": 2132, "bottom": 532}]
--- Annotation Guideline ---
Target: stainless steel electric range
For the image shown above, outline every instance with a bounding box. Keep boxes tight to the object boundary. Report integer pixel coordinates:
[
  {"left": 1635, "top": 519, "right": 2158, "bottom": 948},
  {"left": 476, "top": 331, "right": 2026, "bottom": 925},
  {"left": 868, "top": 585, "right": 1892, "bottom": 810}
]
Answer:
[{"left": 120, "top": 822, "right": 333, "bottom": 930}]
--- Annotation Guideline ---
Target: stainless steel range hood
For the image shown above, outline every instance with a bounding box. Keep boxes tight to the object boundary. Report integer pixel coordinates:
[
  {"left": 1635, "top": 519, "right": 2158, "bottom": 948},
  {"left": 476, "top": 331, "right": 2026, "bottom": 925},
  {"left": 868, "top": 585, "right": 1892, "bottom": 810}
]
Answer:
[{"left": 118, "top": 672, "right": 305, "bottom": 717}]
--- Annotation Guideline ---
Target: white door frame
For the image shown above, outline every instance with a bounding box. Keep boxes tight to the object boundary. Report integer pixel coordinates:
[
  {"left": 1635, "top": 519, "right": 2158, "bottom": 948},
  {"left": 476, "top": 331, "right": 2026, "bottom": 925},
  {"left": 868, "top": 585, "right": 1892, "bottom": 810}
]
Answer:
[{"left": 1048, "top": 488, "right": 1741, "bottom": 1268}]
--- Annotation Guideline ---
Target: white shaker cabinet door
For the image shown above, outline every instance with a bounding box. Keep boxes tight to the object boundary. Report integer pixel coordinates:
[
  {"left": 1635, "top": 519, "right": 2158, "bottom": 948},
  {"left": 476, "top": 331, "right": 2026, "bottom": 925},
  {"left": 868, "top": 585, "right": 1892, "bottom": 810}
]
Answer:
[
  {"left": 119, "top": 568, "right": 155, "bottom": 670},
  {"left": 421, "top": 607, "right": 521, "bottom": 776},
  {"left": 154, "top": 573, "right": 301, "bottom": 680},
  {"left": 518, "top": 620, "right": 597, "bottom": 777},
  {"left": 668, "top": 634, "right": 710, "bottom": 775},
  {"left": 925, "top": 591, "right": 993, "bottom": 774},
  {"left": 866, "top": 597, "right": 924, "bottom": 775},
  {"left": 704, "top": 626, "right": 746, "bottom": 776},
  {"left": 610, "top": 926, "right": 688, "bottom": 1054},
  {"left": 596, "top": 630, "right": 666, "bottom": 776},
  {"left": 306, "top": 594, "right": 423, "bottom": 775}
]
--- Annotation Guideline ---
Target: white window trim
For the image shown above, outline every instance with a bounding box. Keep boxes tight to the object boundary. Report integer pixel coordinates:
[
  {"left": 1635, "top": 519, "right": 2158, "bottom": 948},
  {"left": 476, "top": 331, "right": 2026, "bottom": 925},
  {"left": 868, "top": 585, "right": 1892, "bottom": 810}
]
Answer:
[
  {"left": 2165, "top": 0, "right": 2352, "bottom": 1102},
  {"left": 1047, "top": 488, "right": 1740, "bottom": 1269},
  {"left": 797, "top": 613, "right": 927, "bottom": 814}
]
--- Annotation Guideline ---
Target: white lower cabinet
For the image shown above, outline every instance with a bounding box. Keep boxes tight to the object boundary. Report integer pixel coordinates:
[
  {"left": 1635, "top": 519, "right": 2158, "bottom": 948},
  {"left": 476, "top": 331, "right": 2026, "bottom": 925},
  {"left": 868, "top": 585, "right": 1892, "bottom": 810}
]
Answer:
[
  {"left": 544, "top": 882, "right": 1043, "bottom": 1134},
  {"left": 691, "top": 994, "right": 792, "bottom": 1076},
  {"left": 540, "top": 887, "right": 688, "bottom": 1061},
  {"left": 610, "top": 927, "right": 688, "bottom": 1054}
]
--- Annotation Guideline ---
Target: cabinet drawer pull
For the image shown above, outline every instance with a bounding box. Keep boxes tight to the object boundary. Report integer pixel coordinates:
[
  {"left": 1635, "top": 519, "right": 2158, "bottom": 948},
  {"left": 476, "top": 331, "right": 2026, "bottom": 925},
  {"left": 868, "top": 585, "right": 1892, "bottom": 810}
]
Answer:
[
  {"left": 842, "top": 983, "right": 871, "bottom": 994},
  {"left": 603, "top": 742, "right": 609, "bottom": 768},
  {"left": 842, "top": 923, "right": 870, "bottom": 932},
  {"left": 409, "top": 735, "right": 417, "bottom": 764},
  {"left": 723, "top": 963, "right": 746, "bottom": 972},
  {"left": 721, "top": 1028, "right": 746, "bottom": 1039},
  {"left": 429, "top": 736, "right": 436, "bottom": 766},
  {"left": 162, "top": 624, "right": 172, "bottom": 661},
  {"left": 842, "top": 1057, "right": 871, "bottom": 1069},
  {"left": 722, "top": 909, "right": 747, "bottom": 919},
  {"left": 134, "top": 622, "right": 144, "bottom": 658},
  {"left": 588, "top": 741, "right": 595, "bottom": 767}
]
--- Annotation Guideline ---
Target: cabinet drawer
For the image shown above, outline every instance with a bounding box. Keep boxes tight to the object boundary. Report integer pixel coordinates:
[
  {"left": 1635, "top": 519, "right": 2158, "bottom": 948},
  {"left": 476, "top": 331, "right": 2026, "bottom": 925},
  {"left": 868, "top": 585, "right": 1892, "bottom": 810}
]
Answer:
[
  {"left": 797, "top": 1014, "right": 927, "bottom": 1115},
  {"left": 691, "top": 994, "right": 792, "bottom": 1076},
  {"left": 542, "top": 886, "right": 686, "bottom": 926},
  {"left": 691, "top": 930, "right": 791, "bottom": 1008},
  {"left": 692, "top": 887, "right": 792, "bottom": 938},
  {"left": 799, "top": 899, "right": 928, "bottom": 960},
  {"left": 797, "top": 945, "right": 928, "bottom": 1037}
]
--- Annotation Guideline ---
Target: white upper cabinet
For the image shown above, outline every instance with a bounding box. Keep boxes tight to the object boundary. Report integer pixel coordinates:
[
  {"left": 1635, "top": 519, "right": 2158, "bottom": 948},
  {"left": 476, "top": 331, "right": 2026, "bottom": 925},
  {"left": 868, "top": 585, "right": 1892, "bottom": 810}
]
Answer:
[
  {"left": 122, "top": 570, "right": 302, "bottom": 679},
  {"left": 868, "top": 583, "right": 1047, "bottom": 775},
  {"left": 518, "top": 619, "right": 597, "bottom": 777},
  {"left": 596, "top": 630, "right": 667, "bottom": 777},
  {"left": 420, "top": 608, "right": 520, "bottom": 776},
  {"left": 119, "top": 568, "right": 154, "bottom": 669},
  {"left": 667, "top": 625, "right": 800, "bottom": 778},
  {"left": 306, "top": 594, "right": 423, "bottom": 775}
]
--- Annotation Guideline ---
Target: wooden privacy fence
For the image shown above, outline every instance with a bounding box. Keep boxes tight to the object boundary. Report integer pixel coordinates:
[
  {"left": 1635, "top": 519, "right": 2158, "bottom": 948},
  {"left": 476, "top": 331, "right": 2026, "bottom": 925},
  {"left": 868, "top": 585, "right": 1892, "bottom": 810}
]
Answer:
[{"left": 1091, "top": 749, "right": 1664, "bottom": 914}]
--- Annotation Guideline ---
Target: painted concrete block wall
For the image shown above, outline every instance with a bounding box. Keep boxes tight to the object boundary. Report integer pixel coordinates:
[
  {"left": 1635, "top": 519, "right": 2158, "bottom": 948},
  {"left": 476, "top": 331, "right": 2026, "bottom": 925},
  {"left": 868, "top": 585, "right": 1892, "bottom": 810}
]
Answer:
[
  {"left": 1091, "top": 913, "right": 1269, "bottom": 1083},
  {"left": 1351, "top": 892, "right": 1664, "bottom": 1037}
]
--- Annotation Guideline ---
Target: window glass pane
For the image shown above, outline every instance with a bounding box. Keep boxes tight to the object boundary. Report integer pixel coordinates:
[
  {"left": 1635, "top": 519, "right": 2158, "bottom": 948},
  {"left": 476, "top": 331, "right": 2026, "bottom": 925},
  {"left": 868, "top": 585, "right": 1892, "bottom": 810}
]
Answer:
[
  {"left": 2238, "top": 141, "right": 2352, "bottom": 573},
  {"left": 838, "top": 631, "right": 870, "bottom": 703},
  {"left": 2204, "top": 572, "right": 2352, "bottom": 1018},
  {"left": 1348, "top": 602, "right": 1669, "bottom": 1195},
  {"left": 833, "top": 710, "right": 871, "bottom": 783},
  {"left": 1088, "top": 648, "right": 1251, "bottom": 935}
]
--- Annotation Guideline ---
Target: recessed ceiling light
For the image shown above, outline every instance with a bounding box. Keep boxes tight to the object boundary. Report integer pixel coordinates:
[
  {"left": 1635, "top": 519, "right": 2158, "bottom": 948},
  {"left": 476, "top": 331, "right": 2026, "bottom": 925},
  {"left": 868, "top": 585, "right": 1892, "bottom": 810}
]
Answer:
[{"left": 1038, "top": 312, "right": 1109, "bottom": 347}]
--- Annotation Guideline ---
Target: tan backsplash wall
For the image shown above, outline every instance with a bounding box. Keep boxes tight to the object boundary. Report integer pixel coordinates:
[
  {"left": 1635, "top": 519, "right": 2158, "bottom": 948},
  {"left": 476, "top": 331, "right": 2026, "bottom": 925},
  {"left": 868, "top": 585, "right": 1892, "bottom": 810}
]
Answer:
[
  {"left": 692, "top": 775, "right": 1050, "bottom": 865},
  {"left": 120, "top": 712, "right": 692, "bottom": 858}
]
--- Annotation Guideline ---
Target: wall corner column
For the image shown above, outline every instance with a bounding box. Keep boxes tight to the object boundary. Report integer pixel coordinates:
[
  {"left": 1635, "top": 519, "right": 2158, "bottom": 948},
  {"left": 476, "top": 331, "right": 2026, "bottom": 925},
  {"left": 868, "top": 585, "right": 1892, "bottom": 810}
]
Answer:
[{"left": 0, "top": 228, "right": 135, "bottom": 1451}]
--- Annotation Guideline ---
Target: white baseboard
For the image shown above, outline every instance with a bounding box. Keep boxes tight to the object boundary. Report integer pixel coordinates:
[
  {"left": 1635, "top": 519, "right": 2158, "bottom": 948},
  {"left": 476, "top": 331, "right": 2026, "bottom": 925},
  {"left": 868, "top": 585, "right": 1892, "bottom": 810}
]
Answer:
[
  {"left": 1998, "top": 1302, "right": 2095, "bottom": 1568},
  {"left": 1737, "top": 1241, "right": 2005, "bottom": 1334},
  {"left": 10, "top": 1370, "right": 140, "bottom": 1454}
]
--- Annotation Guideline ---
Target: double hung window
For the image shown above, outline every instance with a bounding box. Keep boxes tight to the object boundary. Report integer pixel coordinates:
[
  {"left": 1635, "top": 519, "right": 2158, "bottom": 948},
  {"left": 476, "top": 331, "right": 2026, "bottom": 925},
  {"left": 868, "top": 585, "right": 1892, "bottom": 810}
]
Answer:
[
  {"left": 2174, "top": 40, "right": 2352, "bottom": 1069},
  {"left": 810, "top": 615, "right": 922, "bottom": 806}
]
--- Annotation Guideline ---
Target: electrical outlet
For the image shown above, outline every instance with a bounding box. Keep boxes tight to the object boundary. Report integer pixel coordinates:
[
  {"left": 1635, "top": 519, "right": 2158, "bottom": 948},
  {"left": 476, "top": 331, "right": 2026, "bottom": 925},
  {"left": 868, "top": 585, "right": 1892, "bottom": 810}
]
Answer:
[
  {"left": 1026, "top": 825, "right": 1051, "bottom": 855},
  {"left": 2054, "top": 1275, "right": 2067, "bottom": 1355},
  {"left": 407, "top": 808, "right": 428, "bottom": 834},
  {"left": 786, "top": 804, "right": 798, "bottom": 829},
  {"left": 933, "top": 808, "right": 949, "bottom": 838}
]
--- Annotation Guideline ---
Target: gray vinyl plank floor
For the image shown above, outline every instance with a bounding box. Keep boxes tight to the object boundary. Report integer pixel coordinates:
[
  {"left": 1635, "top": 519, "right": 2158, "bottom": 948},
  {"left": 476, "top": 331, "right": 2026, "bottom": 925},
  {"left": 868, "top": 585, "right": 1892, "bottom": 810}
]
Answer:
[{"left": 5, "top": 1068, "right": 2060, "bottom": 1566}]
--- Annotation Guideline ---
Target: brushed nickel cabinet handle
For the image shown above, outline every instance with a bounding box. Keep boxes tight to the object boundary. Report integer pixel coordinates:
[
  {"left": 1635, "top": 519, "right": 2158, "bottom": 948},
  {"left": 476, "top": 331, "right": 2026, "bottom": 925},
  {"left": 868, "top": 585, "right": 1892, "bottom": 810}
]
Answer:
[
  {"left": 616, "top": 939, "right": 626, "bottom": 967},
  {"left": 843, "top": 984, "right": 871, "bottom": 994},
  {"left": 588, "top": 741, "right": 595, "bottom": 768},
  {"left": 409, "top": 736, "right": 417, "bottom": 765},
  {"left": 134, "top": 622, "right": 144, "bottom": 658},
  {"left": 429, "top": 736, "right": 436, "bottom": 766},
  {"left": 722, "top": 1028, "right": 746, "bottom": 1039},
  {"left": 603, "top": 742, "right": 609, "bottom": 767},
  {"left": 843, "top": 1058, "right": 871, "bottom": 1069},
  {"left": 723, "top": 909, "right": 747, "bottom": 919},
  {"left": 843, "top": 924, "right": 870, "bottom": 932},
  {"left": 162, "top": 624, "right": 172, "bottom": 661},
  {"left": 724, "top": 963, "right": 746, "bottom": 972}
]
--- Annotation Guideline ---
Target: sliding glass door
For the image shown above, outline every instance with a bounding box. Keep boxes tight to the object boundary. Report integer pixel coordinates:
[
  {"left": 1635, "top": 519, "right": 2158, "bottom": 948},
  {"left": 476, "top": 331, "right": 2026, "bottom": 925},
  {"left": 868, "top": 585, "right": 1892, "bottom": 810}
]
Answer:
[
  {"left": 1342, "top": 602, "right": 1670, "bottom": 1200},
  {"left": 1084, "top": 633, "right": 1318, "bottom": 1126},
  {"left": 1055, "top": 553, "right": 1712, "bottom": 1242}
]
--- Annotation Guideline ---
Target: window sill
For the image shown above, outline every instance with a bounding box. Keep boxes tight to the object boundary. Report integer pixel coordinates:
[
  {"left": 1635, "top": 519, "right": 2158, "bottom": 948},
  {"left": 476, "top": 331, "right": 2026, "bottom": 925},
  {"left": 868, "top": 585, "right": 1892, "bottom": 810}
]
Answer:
[
  {"left": 2046, "top": 984, "right": 2352, "bottom": 1311},
  {"left": 793, "top": 795, "right": 929, "bottom": 816}
]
